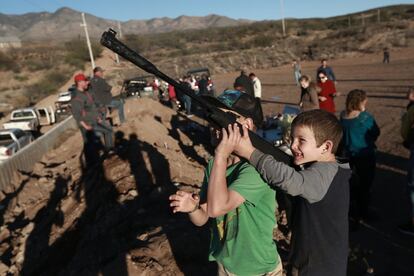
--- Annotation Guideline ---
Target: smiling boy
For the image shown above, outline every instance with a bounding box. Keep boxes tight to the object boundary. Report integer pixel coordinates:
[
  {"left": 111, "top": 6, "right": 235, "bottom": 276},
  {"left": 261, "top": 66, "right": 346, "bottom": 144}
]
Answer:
[
  {"left": 231, "top": 109, "right": 351, "bottom": 276},
  {"left": 169, "top": 90, "right": 283, "bottom": 276}
]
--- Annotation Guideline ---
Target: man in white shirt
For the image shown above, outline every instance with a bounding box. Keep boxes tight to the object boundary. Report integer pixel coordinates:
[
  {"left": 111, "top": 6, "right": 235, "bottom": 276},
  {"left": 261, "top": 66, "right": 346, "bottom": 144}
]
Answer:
[{"left": 249, "top": 73, "right": 262, "bottom": 98}]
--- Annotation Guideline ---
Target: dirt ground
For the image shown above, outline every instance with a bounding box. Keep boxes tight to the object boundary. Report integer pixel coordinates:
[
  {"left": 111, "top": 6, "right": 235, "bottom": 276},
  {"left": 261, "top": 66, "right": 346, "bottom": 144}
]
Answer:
[{"left": 1, "top": 47, "right": 414, "bottom": 275}]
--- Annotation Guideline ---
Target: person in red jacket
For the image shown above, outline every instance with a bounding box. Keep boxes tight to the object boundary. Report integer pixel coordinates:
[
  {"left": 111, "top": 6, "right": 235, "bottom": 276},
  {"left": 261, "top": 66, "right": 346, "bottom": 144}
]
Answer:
[{"left": 317, "top": 70, "right": 337, "bottom": 113}]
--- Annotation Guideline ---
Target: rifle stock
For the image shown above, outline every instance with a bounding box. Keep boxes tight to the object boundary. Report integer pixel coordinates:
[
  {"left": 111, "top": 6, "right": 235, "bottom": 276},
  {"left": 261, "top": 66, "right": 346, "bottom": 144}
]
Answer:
[{"left": 100, "top": 28, "right": 291, "bottom": 164}]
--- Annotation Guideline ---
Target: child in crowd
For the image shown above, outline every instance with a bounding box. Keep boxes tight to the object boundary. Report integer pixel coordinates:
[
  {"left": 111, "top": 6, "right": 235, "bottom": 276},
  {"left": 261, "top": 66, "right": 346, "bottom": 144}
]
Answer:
[
  {"left": 229, "top": 109, "right": 351, "bottom": 276},
  {"left": 339, "top": 89, "right": 380, "bottom": 222},
  {"left": 298, "top": 75, "right": 319, "bottom": 112},
  {"left": 169, "top": 90, "right": 283, "bottom": 275},
  {"left": 317, "top": 70, "right": 337, "bottom": 113}
]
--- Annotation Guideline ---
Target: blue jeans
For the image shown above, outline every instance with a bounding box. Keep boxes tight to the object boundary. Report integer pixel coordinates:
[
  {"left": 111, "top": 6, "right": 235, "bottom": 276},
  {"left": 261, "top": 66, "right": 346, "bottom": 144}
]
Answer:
[
  {"left": 294, "top": 71, "right": 301, "bottom": 86},
  {"left": 108, "top": 99, "right": 125, "bottom": 123},
  {"left": 408, "top": 147, "right": 414, "bottom": 217},
  {"left": 182, "top": 95, "right": 192, "bottom": 115},
  {"left": 80, "top": 122, "right": 113, "bottom": 150}
]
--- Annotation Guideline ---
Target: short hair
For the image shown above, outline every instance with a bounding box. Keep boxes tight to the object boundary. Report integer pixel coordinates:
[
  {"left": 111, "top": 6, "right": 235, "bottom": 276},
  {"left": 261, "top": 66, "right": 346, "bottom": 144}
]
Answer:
[
  {"left": 291, "top": 109, "right": 343, "bottom": 154},
  {"left": 346, "top": 89, "right": 367, "bottom": 113},
  {"left": 299, "top": 75, "right": 311, "bottom": 82},
  {"left": 321, "top": 59, "right": 327, "bottom": 63},
  {"left": 249, "top": 73, "right": 256, "bottom": 78}
]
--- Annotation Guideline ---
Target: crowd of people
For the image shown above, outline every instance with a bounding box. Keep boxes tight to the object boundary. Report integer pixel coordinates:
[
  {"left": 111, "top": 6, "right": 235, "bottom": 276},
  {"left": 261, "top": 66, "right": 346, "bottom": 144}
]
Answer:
[
  {"left": 168, "top": 57, "right": 414, "bottom": 276},
  {"left": 68, "top": 56, "right": 413, "bottom": 276}
]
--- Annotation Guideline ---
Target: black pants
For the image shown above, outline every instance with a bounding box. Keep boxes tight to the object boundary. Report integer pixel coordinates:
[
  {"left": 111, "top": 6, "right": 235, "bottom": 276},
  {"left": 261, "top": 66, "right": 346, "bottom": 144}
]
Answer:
[{"left": 349, "top": 154, "right": 376, "bottom": 219}]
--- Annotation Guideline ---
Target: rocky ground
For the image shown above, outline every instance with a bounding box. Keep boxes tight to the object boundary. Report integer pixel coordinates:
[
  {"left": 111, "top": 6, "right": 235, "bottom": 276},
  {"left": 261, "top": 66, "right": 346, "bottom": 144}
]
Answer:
[{"left": 1, "top": 47, "right": 414, "bottom": 275}]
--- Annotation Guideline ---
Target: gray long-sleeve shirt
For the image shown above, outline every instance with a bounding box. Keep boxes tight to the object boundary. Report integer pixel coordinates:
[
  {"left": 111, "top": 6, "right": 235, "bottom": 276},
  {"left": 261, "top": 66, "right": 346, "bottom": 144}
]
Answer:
[
  {"left": 251, "top": 149, "right": 351, "bottom": 276},
  {"left": 89, "top": 76, "right": 113, "bottom": 106},
  {"left": 250, "top": 149, "right": 348, "bottom": 203}
]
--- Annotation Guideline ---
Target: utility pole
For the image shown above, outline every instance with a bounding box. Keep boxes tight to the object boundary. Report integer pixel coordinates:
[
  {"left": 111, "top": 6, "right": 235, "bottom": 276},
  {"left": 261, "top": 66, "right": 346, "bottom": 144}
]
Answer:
[
  {"left": 118, "top": 21, "right": 123, "bottom": 38},
  {"left": 280, "top": 0, "right": 286, "bottom": 37},
  {"left": 80, "top": 12, "right": 95, "bottom": 71},
  {"left": 114, "top": 21, "right": 122, "bottom": 64},
  {"left": 348, "top": 16, "right": 351, "bottom": 27},
  {"left": 377, "top": 9, "right": 381, "bottom": 23}
]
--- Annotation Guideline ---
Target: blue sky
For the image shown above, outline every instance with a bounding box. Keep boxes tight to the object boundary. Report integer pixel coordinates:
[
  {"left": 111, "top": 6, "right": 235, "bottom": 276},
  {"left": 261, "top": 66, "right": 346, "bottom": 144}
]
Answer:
[{"left": 1, "top": 0, "right": 413, "bottom": 21}]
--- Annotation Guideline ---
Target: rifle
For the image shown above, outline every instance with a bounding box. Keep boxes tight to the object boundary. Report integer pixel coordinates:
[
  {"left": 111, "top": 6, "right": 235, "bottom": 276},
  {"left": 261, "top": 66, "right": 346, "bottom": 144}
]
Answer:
[{"left": 100, "top": 28, "right": 291, "bottom": 164}]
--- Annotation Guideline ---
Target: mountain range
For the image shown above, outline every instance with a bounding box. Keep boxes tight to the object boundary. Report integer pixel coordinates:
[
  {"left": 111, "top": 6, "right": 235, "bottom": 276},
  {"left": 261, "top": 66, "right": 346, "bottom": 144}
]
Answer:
[{"left": 0, "top": 7, "right": 252, "bottom": 41}]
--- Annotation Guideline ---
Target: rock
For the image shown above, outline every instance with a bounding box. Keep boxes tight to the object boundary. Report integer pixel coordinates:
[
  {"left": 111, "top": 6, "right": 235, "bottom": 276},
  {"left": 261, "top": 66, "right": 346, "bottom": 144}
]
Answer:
[
  {"left": 0, "top": 228, "right": 11, "bottom": 241},
  {"left": 12, "top": 205, "right": 23, "bottom": 215},
  {"left": 137, "top": 233, "right": 149, "bottom": 241},
  {"left": 0, "top": 261, "right": 9, "bottom": 275},
  {"left": 152, "top": 261, "right": 164, "bottom": 272},
  {"left": 15, "top": 251, "right": 25, "bottom": 265},
  {"left": 21, "top": 222, "right": 34, "bottom": 236},
  {"left": 8, "top": 265, "right": 18, "bottom": 275},
  {"left": 128, "top": 190, "right": 138, "bottom": 197}
]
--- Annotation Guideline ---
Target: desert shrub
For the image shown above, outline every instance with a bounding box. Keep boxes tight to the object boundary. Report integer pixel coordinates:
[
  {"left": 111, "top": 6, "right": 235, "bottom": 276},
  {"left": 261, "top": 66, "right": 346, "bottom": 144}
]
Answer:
[
  {"left": 13, "top": 74, "right": 28, "bottom": 82},
  {"left": 64, "top": 39, "right": 103, "bottom": 69},
  {"left": 25, "top": 70, "right": 70, "bottom": 101},
  {"left": 250, "top": 34, "right": 274, "bottom": 48},
  {"left": 124, "top": 34, "right": 151, "bottom": 52},
  {"left": 24, "top": 58, "right": 54, "bottom": 71},
  {"left": 0, "top": 51, "right": 20, "bottom": 72}
]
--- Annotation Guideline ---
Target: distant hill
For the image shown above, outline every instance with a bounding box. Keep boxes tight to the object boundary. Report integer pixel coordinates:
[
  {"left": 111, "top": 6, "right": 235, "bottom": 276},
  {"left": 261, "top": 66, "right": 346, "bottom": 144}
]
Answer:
[{"left": 0, "top": 7, "right": 252, "bottom": 41}]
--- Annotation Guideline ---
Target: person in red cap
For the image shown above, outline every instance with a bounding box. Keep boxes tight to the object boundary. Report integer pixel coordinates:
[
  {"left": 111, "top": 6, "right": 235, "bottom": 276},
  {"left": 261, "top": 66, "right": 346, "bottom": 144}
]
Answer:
[{"left": 70, "top": 73, "right": 113, "bottom": 153}]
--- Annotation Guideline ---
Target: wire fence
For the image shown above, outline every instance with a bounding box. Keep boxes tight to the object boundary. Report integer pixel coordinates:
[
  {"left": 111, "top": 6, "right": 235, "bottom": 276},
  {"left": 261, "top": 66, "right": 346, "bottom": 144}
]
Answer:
[{"left": 0, "top": 116, "right": 78, "bottom": 191}]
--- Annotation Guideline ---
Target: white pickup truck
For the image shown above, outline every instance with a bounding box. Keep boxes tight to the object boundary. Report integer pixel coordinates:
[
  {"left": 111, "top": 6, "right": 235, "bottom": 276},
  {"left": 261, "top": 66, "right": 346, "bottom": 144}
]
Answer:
[
  {"left": 3, "top": 107, "right": 55, "bottom": 133},
  {"left": 0, "top": 128, "right": 33, "bottom": 161}
]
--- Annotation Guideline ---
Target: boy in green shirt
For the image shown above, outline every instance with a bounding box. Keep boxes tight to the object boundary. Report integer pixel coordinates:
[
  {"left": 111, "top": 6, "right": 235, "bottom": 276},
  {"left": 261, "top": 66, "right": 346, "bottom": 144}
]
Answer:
[{"left": 169, "top": 90, "right": 282, "bottom": 276}]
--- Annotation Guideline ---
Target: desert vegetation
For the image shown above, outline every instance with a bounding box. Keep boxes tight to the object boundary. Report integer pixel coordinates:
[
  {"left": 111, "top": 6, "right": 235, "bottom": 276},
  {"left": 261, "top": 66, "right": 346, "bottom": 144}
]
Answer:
[
  {"left": 0, "top": 38, "right": 103, "bottom": 108},
  {"left": 0, "top": 4, "right": 413, "bottom": 110}
]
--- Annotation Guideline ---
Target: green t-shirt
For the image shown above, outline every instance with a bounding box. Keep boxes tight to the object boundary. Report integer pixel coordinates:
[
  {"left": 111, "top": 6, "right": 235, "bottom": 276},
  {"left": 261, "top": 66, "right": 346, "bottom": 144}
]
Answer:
[{"left": 200, "top": 159, "right": 279, "bottom": 276}]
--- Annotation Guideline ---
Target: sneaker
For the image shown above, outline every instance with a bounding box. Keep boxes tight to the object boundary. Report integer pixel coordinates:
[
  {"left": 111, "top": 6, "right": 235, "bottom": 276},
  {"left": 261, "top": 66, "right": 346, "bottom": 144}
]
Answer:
[
  {"left": 398, "top": 223, "right": 414, "bottom": 236},
  {"left": 186, "top": 114, "right": 194, "bottom": 118}
]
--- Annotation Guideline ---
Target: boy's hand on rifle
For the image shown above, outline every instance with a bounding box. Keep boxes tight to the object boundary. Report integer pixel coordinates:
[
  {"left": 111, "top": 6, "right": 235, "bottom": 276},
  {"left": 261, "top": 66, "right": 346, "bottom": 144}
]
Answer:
[
  {"left": 169, "top": 191, "right": 199, "bottom": 213},
  {"left": 215, "top": 124, "right": 241, "bottom": 159},
  {"left": 233, "top": 124, "right": 255, "bottom": 160}
]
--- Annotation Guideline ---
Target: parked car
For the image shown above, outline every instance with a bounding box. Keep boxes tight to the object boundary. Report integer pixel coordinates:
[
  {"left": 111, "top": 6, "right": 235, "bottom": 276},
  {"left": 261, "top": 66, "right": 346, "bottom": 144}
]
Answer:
[
  {"left": 3, "top": 107, "right": 55, "bottom": 134},
  {"left": 57, "top": 91, "right": 72, "bottom": 102},
  {"left": 55, "top": 91, "right": 72, "bottom": 122},
  {"left": 0, "top": 128, "right": 33, "bottom": 161},
  {"left": 120, "top": 75, "right": 154, "bottom": 98}
]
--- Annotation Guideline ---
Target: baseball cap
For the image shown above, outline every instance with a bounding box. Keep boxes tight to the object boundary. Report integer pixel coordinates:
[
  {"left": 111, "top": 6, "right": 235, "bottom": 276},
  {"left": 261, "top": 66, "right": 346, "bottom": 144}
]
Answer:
[
  {"left": 201, "top": 90, "right": 263, "bottom": 127},
  {"left": 93, "top": 66, "right": 104, "bottom": 73},
  {"left": 74, "top": 73, "right": 87, "bottom": 83}
]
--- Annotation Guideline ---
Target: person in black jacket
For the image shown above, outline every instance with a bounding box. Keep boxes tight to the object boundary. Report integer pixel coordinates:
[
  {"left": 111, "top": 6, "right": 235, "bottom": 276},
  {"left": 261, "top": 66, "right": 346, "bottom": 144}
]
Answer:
[
  {"left": 89, "top": 66, "right": 126, "bottom": 125},
  {"left": 234, "top": 70, "right": 254, "bottom": 97}
]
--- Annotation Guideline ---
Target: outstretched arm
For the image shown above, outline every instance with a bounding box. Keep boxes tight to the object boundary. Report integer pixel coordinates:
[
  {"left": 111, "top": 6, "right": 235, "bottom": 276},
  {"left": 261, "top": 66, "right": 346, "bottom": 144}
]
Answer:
[
  {"left": 169, "top": 191, "right": 209, "bottom": 226},
  {"left": 234, "top": 125, "right": 337, "bottom": 203}
]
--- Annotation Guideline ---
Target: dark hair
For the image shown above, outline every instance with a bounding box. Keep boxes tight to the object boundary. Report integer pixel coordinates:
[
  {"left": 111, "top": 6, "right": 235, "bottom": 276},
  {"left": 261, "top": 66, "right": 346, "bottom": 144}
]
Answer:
[
  {"left": 291, "top": 109, "right": 343, "bottom": 154},
  {"left": 249, "top": 73, "right": 256, "bottom": 78},
  {"left": 321, "top": 59, "right": 327, "bottom": 63},
  {"left": 299, "top": 75, "right": 311, "bottom": 82},
  {"left": 318, "top": 70, "right": 327, "bottom": 77},
  {"left": 346, "top": 89, "right": 367, "bottom": 113}
]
